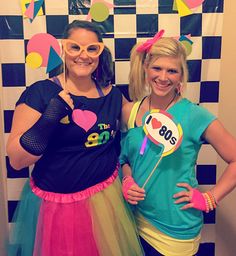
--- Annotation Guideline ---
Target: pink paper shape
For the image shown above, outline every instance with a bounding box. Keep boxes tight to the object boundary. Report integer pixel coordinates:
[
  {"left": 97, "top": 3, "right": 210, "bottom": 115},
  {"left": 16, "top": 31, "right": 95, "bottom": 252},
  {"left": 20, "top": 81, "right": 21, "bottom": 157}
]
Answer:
[
  {"left": 184, "top": 0, "right": 205, "bottom": 9},
  {"left": 72, "top": 109, "right": 97, "bottom": 132},
  {"left": 24, "top": 0, "right": 35, "bottom": 19},
  {"left": 92, "top": 0, "right": 114, "bottom": 8},
  {"left": 27, "top": 33, "right": 61, "bottom": 67},
  {"left": 86, "top": 13, "right": 92, "bottom": 21}
]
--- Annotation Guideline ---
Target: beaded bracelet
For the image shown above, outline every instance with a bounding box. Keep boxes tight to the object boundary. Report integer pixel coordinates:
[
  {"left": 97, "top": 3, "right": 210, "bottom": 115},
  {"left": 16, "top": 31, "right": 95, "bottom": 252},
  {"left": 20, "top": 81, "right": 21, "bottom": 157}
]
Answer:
[
  {"left": 202, "top": 193, "right": 210, "bottom": 213},
  {"left": 210, "top": 191, "right": 218, "bottom": 206},
  {"left": 203, "top": 191, "right": 218, "bottom": 212},
  {"left": 204, "top": 193, "right": 214, "bottom": 211},
  {"left": 206, "top": 191, "right": 217, "bottom": 209}
]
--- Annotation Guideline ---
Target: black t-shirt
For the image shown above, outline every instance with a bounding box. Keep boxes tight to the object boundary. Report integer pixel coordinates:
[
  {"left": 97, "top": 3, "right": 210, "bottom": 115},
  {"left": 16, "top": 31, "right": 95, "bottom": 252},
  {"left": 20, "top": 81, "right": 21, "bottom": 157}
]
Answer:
[{"left": 17, "top": 79, "right": 122, "bottom": 193}]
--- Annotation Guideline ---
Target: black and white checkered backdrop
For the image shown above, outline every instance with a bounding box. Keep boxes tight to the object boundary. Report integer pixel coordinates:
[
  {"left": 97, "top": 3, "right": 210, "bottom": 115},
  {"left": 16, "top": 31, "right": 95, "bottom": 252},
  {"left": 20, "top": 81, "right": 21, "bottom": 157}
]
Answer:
[{"left": 0, "top": 1, "right": 224, "bottom": 255}]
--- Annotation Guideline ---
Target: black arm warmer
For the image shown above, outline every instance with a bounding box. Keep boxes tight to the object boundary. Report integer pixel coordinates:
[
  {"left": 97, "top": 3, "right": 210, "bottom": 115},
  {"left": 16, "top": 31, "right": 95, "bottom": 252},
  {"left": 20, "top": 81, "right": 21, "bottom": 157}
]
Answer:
[{"left": 19, "top": 95, "right": 72, "bottom": 156}]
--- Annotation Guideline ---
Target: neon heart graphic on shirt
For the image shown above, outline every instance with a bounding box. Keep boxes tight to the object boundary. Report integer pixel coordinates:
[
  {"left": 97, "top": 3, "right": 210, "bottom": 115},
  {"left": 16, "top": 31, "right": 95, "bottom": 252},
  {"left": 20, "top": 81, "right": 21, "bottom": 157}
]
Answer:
[{"left": 72, "top": 109, "right": 97, "bottom": 132}]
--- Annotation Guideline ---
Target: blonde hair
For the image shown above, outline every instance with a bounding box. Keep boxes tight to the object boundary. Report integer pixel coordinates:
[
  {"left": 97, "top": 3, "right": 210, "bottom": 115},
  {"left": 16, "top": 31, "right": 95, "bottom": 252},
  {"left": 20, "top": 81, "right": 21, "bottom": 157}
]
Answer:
[{"left": 129, "top": 37, "right": 188, "bottom": 102}]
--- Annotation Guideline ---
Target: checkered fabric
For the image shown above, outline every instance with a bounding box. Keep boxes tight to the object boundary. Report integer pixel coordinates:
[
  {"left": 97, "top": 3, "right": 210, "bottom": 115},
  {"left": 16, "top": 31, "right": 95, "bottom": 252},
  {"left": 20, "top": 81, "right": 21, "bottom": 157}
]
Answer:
[{"left": 0, "top": 1, "right": 224, "bottom": 255}]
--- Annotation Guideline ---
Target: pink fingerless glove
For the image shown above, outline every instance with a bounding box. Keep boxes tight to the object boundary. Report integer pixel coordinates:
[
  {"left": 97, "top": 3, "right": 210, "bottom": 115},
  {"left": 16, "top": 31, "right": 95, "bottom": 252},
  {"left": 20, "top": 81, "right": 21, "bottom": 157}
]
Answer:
[
  {"left": 122, "top": 176, "right": 137, "bottom": 201},
  {"left": 190, "top": 188, "right": 208, "bottom": 212}
]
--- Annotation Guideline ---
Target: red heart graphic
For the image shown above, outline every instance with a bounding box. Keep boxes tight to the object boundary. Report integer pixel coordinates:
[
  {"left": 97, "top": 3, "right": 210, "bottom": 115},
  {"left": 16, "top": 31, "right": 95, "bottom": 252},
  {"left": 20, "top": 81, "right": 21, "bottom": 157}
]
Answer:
[{"left": 151, "top": 118, "right": 162, "bottom": 129}]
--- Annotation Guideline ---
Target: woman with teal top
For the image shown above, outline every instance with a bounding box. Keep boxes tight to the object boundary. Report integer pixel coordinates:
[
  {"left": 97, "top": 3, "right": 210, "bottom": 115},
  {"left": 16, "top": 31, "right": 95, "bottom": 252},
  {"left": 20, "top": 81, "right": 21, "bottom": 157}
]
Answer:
[{"left": 120, "top": 30, "right": 236, "bottom": 256}]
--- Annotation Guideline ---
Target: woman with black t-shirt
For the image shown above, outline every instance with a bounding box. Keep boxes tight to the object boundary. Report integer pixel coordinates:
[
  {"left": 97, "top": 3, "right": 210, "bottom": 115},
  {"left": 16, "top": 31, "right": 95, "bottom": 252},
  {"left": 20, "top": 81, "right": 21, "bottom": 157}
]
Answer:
[{"left": 7, "top": 20, "right": 143, "bottom": 256}]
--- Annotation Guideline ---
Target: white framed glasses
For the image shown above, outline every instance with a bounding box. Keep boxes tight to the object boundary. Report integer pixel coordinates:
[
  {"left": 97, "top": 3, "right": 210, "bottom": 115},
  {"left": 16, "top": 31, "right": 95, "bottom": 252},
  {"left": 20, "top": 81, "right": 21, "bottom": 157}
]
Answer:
[{"left": 62, "top": 39, "right": 104, "bottom": 58}]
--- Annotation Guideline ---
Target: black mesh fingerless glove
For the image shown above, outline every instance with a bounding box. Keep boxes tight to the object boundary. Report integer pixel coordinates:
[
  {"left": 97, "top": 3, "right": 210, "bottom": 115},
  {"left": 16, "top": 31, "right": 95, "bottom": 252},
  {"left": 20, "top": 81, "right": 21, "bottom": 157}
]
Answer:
[{"left": 20, "top": 95, "right": 72, "bottom": 156}]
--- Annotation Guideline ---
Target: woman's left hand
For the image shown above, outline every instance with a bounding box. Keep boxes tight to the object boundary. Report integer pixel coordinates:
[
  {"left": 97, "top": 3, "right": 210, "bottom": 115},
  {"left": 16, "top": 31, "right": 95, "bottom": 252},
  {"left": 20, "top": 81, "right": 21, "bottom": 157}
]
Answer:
[{"left": 173, "top": 183, "right": 207, "bottom": 211}]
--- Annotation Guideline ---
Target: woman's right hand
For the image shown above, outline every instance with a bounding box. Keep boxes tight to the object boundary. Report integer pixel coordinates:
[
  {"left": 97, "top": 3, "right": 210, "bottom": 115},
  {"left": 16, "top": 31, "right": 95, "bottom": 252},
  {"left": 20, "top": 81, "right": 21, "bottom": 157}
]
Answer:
[
  {"left": 58, "top": 90, "right": 74, "bottom": 110},
  {"left": 122, "top": 176, "right": 146, "bottom": 204}
]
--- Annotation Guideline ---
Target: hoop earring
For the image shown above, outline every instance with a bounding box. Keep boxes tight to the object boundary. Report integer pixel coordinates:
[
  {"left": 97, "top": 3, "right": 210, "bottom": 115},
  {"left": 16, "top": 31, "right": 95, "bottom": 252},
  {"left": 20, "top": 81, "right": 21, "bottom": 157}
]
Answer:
[
  {"left": 177, "top": 82, "right": 183, "bottom": 95},
  {"left": 175, "top": 87, "right": 180, "bottom": 95}
]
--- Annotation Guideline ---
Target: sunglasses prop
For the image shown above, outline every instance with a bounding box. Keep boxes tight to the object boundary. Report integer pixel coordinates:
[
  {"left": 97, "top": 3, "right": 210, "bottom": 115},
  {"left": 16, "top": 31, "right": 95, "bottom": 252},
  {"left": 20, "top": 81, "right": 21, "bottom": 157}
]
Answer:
[
  {"left": 140, "top": 109, "right": 183, "bottom": 188},
  {"left": 62, "top": 39, "right": 104, "bottom": 58}
]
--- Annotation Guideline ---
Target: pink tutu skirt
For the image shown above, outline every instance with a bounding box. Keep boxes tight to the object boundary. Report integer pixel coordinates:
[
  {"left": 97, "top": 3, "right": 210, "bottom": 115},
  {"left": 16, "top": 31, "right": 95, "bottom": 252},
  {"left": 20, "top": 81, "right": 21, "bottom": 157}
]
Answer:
[{"left": 8, "top": 168, "right": 143, "bottom": 256}]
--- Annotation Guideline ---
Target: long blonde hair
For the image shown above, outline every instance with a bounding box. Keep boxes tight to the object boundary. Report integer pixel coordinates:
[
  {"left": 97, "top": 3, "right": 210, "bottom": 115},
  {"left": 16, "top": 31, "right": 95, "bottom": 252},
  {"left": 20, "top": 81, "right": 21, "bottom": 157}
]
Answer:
[{"left": 129, "top": 37, "right": 188, "bottom": 102}]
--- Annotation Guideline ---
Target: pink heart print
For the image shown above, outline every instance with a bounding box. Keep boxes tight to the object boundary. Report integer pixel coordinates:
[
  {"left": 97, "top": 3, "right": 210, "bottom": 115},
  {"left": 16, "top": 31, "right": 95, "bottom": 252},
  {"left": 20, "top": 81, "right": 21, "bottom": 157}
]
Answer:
[
  {"left": 72, "top": 109, "right": 97, "bottom": 132},
  {"left": 151, "top": 118, "right": 162, "bottom": 129}
]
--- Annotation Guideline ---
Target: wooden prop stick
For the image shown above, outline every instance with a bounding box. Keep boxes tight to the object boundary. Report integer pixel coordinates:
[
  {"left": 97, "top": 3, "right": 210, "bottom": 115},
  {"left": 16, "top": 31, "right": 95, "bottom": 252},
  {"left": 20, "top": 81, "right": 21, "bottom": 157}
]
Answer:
[{"left": 142, "top": 155, "right": 163, "bottom": 189}]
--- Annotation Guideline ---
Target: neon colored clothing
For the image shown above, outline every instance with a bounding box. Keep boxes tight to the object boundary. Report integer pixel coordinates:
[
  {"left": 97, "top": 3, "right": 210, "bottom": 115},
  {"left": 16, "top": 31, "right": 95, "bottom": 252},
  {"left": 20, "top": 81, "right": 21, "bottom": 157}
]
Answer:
[
  {"left": 136, "top": 212, "right": 200, "bottom": 256},
  {"left": 9, "top": 174, "right": 143, "bottom": 256},
  {"left": 120, "top": 98, "right": 216, "bottom": 240},
  {"left": 9, "top": 79, "right": 143, "bottom": 256}
]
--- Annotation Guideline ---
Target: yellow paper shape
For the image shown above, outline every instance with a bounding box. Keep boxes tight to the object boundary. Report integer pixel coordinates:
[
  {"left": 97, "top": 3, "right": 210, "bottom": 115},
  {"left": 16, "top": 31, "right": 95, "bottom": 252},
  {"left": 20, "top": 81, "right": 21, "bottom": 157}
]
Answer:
[
  {"left": 90, "top": 2, "right": 109, "bottom": 22},
  {"left": 21, "top": 0, "right": 43, "bottom": 19},
  {"left": 172, "top": 0, "right": 178, "bottom": 11},
  {"left": 26, "top": 52, "right": 43, "bottom": 69},
  {"left": 60, "top": 116, "right": 70, "bottom": 124},
  {"left": 176, "top": 0, "right": 193, "bottom": 17}
]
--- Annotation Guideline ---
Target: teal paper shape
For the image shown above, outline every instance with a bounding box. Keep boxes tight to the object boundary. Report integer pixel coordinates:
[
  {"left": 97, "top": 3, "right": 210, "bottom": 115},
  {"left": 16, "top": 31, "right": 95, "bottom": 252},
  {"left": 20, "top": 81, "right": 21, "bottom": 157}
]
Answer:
[{"left": 46, "top": 46, "right": 62, "bottom": 73}]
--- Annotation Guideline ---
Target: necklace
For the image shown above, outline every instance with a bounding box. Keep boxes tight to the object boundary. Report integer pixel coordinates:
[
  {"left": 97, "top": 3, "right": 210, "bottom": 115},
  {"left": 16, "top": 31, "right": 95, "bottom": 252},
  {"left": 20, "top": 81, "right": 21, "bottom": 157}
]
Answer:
[{"left": 149, "top": 93, "right": 178, "bottom": 111}]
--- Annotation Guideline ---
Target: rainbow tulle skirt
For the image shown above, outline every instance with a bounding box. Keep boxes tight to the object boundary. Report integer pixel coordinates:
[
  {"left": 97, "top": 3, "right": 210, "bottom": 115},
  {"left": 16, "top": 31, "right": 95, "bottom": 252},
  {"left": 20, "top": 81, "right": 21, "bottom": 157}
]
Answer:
[{"left": 8, "top": 169, "right": 143, "bottom": 256}]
